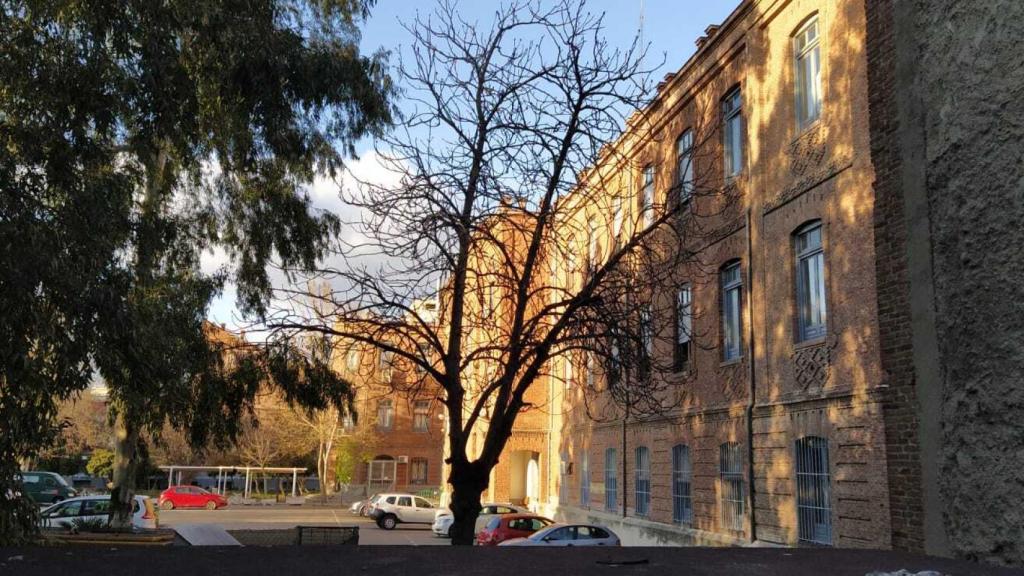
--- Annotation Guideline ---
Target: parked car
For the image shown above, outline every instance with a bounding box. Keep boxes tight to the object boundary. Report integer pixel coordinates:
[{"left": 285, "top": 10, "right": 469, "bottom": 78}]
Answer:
[
  {"left": 17, "top": 471, "right": 77, "bottom": 504},
  {"left": 431, "top": 503, "right": 527, "bottom": 537},
  {"left": 476, "top": 513, "right": 554, "bottom": 546},
  {"left": 369, "top": 493, "right": 437, "bottom": 530},
  {"left": 498, "top": 523, "right": 620, "bottom": 547},
  {"left": 350, "top": 493, "right": 381, "bottom": 516},
  {"left": 157, "top": 485, "right": 227, "bottom": 510},
  {"left": 40, "top": 495, "right": 158, "bottom": 530}
]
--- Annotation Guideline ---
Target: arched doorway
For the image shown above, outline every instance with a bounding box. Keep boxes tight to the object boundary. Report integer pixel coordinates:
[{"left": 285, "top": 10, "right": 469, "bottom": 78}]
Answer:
[
  {"left": 368, "top": 455, "right": 396, "bottom": 493},
  {"left": 509, "top": 450, "right": 540, "bottom": 509}
]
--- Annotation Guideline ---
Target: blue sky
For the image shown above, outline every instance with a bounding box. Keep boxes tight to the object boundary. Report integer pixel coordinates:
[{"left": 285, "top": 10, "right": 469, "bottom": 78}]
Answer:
[{"left": 206, "top": 0, "right": 739, "bottom": 329}]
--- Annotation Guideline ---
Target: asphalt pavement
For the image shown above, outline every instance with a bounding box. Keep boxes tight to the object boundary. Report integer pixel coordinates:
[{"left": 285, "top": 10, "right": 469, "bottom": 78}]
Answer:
[
  {"left": 2, "top": 545, "right": 1021, "bottom": 576},
  {"left": 160, "top": 506, "right": 445, "bottom": 546}
]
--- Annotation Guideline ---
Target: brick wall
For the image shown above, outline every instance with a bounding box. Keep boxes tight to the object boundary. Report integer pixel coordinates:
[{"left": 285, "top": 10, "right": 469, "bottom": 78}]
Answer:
[{"left": 863, "top": 0, "right": 925, "bottom": 553}]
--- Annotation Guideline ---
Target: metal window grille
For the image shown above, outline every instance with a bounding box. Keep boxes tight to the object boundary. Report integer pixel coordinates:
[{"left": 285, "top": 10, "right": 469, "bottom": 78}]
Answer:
[
  {"left": 604, "top": 448, "right": 617, "bottom": 512},
  {"left": 721, "top": 262, "right": 743, "bottom": 360},
  {"left": 796, "top": 222, "right": 827, "bottom": 341},
  {"left": 719, "top": 442, "right": 745, "bottom": 532},
  {"left": 796, "top": 436, "right": 832, "bottom": 545},
  {"left": 368, "top": 459, "right": 396, "bottom": 492},
  {"left": 634, "top": 446, "right": 651, "bottom": 517},
  {"left": 722, "top": 88, "right": 744, "bottom": 176},
  {"left": 580, "top": 451, "right": 590, "bottom": 507},
  {"left": 794, "top": 17, "right": 822, "bottom": 127},
  {"left": 672, "top": 444, "right": 693, "bottom": 523}
]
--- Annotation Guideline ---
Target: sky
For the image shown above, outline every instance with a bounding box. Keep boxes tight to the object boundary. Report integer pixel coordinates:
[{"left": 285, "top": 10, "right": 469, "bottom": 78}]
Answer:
[{"left": 205, "top": 0, "right": 739, "bottom": 330}]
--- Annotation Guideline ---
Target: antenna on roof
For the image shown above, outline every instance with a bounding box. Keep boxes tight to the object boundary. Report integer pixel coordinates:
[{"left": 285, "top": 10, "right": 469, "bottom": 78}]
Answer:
[{"left": 638, "top": 0, "right": 645, "bottom": 48}]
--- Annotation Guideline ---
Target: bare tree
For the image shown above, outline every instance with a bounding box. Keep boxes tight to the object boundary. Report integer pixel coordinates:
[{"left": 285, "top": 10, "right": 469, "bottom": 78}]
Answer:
[{"left": 266, "top": 0, "right": 731, "bottom": 544}]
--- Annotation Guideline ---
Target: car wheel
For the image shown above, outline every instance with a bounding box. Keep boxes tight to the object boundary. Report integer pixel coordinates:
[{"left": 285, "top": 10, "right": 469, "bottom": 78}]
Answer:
[
  {"left": 160, "top": 501, "right": 174, "bottom": 511},
  {"left": 205, "top": 500, "right": 217, "bottom": 510},
  {"left": 380, "top": 515, "right": 398, "bottom": 530}
]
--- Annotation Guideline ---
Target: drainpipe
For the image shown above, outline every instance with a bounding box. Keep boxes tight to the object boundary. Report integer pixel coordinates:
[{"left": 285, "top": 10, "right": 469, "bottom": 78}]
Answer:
[{"left": 745, "top": 207, "right": 758, "bottom": 543}]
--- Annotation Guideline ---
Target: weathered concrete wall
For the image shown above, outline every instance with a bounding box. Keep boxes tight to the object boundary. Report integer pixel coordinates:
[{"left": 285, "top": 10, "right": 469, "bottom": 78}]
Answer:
[
  {"left": 890, "top": 0, "right": 1024, "bottom": 566},
  {"left": 920, "top": 3, "right": 1024, "bottom": 565}
]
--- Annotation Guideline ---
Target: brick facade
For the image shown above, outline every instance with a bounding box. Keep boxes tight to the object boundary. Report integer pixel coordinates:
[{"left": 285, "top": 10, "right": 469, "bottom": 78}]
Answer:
[
  {"left": 537, "top": 0, "right": 896, "bottom": 548},
  {"left": 863, "top": 0, "right": 925, "bottom": 553}
]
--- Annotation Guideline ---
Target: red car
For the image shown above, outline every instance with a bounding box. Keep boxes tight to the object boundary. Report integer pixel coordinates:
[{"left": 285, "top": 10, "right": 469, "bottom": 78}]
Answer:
[
  {"left": 476, "top": 513, "right": 554, "bottom": 546},
  {"left": 158, "top": 485, "right": 228, "bottom": 510}
]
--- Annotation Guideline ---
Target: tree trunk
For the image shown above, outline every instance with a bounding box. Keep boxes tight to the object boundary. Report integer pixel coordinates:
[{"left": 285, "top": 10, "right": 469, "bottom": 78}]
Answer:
[
  {"left": 448, "top": 466, "right": 489, "bottom": 546},
  {"left": 109, "top": 411, "right": 139, "bottom": 529}
]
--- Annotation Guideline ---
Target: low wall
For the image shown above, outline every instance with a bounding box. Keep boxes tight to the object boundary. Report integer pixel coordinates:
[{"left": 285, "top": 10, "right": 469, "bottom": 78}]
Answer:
[{"left": 549, "top": 505, "right": 747, "bottom": 547}]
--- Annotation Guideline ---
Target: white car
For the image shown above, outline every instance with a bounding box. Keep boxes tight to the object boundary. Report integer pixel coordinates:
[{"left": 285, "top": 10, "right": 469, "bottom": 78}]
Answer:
[
  {"left": 498, "top": 523, "right": 620, "bottom": 546},
  {"left": 40, "top": 495, "right": 158, "bottom": 530},
  {"left": 431, "top": 503, "right": 526, "bottom": 537},
  {"left": 369, "top": 493, "right": 438, "bottom": 530}
]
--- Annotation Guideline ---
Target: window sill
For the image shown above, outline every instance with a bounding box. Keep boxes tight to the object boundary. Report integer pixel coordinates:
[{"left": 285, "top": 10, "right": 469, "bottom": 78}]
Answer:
[
  {"left": 793, "top": 117, "right": 822, "bottom": 141},
  {"left": 793, "top": 337, "right": 826, "bottom": 351},
  {"left": 719, "top": 357, "right": 744, "bottom": 368}
]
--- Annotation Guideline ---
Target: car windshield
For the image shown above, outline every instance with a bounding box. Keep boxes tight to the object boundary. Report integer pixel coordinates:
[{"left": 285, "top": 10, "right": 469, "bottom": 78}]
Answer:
[
  {"left": 53, "top": 474, "right": 70, "bottom": 487},
  {"left": 485, "top": 516, "right": 502, "bottom": 530}
]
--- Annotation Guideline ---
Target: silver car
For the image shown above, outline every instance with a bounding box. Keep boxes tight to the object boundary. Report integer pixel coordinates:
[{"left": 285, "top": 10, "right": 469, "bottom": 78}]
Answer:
[
  {"left": 431, "top": 503, "right": 525, "bottom": 537},
  {"left": 40, "top": 495, "right": 159, "bottom": 530},
  {"left": 498, "top": 523, "right": 620, "bottom": 546}
]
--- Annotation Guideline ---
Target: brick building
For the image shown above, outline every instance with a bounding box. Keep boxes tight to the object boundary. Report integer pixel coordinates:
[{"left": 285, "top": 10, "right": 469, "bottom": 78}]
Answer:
[
  {"left": 330, "top": 311, "right": 446, "bottom": 496},
  {"left": 365, "top": 0, "right": 1023, "bottom": 563},
  {"left": 526, "top": 0, "right": 896, "bottom": 549}
]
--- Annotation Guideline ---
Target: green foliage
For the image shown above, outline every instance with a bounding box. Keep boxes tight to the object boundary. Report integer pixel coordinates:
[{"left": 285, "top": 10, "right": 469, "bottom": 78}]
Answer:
[
  {"left": 86, "top": 449, "right": 115, "bottom": 480},
  {"left": 333, "top": 436, "right": 373, "bottom": 486},
  {"left": 0, "top": 0, "right": 392, "bottom": 543}
]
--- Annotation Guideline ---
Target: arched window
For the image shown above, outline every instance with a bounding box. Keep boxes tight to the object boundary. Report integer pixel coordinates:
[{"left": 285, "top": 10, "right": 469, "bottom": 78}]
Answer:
[
  {"left": 794, "top": 16, "right": 822, "bottom": 128},
  {"left": 719, "top": 442, "right": 745, "bottom": 531},
  {"left": 638, "top": 303, "right": 654, "bottom": 380},
  {"left": 672, "top": 444, "right": 693, "bottom": 523},
  {"left": 722, "top": 87, "right": 744, "bottom": 177},
  {"left": 795, "top": 221, "right": 827, "bottom": 341},
  {"left": 675, "top": 284, "right": 692, "bottom": 371},
  {"left": 795, "top": 436, "right": 832, "bottom": 545},
  {"left": 634, "top": 446, "right": 651, "bottom": 516},
  {"left": 641, "top": 164, "right": 655, "bottom": 228},
  {"left": 604, "top": 448, "right": 618, "bottom": 512},
  {"left": 676, "top": 129, "right": 694, "bottom": 204},
  {"left": 721, "top": 261, "right": 743, "bottom": 360}
]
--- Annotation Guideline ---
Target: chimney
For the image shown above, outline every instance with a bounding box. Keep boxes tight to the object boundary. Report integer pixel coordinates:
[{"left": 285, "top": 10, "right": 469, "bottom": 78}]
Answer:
[
  {"left": 657, "top": 72, "right": 676, "bottom": 93},
  {"left": 696, "top": 24, "right": 722, "bottom": 50}
]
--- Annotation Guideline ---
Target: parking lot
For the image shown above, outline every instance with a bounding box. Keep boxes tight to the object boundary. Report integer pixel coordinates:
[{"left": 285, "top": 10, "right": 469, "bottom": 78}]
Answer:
[{"left": 159, "top": 506, "right": 446, "bottom": 546}]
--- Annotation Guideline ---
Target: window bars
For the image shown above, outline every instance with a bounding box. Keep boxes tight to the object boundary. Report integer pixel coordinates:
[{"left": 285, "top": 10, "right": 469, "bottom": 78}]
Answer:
[
  {"left": 672, "top": 444, "right": 693, "bottom": 524},
  {"left": 580, "top": 451, "right": 590, "bottom": 507},
  {"left": 634, "top": 446, "right": 651, "bottom": 517},
  {"left": 604, "top": 448, "right": 618, "bottom": 512},
  {"left": 796, "top": 436, "right": 832, "bottom": 545},
  {"left": 719, "top": 442, "right": 745, "bottom": 532}
]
